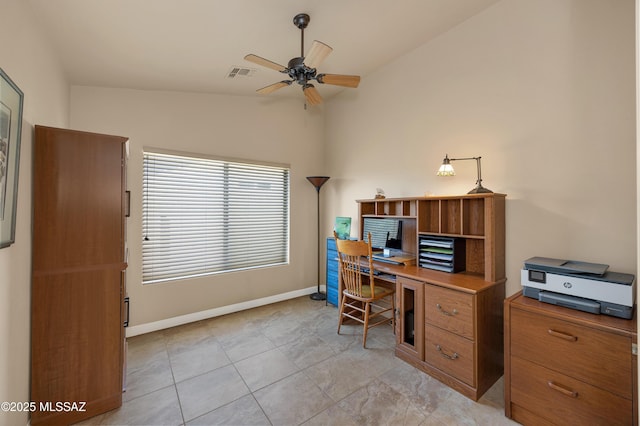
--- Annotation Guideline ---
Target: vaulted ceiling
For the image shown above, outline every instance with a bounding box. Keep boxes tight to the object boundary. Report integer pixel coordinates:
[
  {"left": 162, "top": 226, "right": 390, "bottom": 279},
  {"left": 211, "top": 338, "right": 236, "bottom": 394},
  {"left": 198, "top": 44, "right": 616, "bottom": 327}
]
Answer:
[{"left": 26, "top": 0, "right": 500, "bottom": 101}]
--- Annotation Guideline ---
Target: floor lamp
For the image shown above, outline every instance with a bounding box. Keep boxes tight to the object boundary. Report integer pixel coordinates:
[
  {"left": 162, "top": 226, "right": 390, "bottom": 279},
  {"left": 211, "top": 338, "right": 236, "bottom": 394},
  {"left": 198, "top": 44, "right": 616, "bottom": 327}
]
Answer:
[{"left": 307, "top": 176, "right": 330, "bottom": 301}]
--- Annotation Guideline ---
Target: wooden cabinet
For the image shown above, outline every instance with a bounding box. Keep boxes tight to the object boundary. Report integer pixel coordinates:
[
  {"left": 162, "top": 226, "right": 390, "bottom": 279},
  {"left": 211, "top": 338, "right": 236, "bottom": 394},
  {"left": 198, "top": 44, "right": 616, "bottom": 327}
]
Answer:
[
  {"left": 31, "top": 126, "right": 129, "bottom": 425},
  {"left": 359, "top": 194, "right": 506, "bottom": 401},
  {"left": 424, "top": 280, "right": 505, "bottom": 399},
  {"left": 326, "top": 237, "right": 339, "bottom": 306},
  {"left": 394, "top": 275, "right": 504, "bottom": 401},
  {"left": 504, "top": 292, "right": 637, "bottom": 425}
]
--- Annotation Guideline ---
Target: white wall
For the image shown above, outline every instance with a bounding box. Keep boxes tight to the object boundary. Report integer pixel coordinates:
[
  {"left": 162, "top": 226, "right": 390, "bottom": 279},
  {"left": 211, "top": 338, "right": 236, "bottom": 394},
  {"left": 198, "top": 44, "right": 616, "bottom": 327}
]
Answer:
[
  {"left": 0, "top": 0, "right": 635, "bottom": 424},
  {"left": 0, "top": 1, "right": 69, "bottom": 425},
  {"left": 70, "top": 87, "right": 325, "bottom": 327},
  {"left": 325, "top": 0, "right": 636, "bottom": 297}
]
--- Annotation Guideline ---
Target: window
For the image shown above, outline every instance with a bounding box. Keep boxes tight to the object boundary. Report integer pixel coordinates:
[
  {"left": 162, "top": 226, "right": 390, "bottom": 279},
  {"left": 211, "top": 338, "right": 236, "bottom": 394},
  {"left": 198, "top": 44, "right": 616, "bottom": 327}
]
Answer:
[{"left": 142, "top": 151, "right": 290, "bottom": 284}]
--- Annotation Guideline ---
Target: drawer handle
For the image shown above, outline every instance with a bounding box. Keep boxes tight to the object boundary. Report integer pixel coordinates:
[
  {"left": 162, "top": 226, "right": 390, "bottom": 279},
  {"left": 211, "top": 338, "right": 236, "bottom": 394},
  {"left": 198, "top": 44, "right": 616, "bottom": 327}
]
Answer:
[
  {"left": 547, "top": 329, "right": 578, "bottom": 342},
  {"left": 435, "top": 344, "right": 459, "bottom": 360},
  {"left": 547, "top": 381, "right": 579, "bottom": 398},
  {"left": 436, "top": 304, "right": 458, "bottom": 316}
]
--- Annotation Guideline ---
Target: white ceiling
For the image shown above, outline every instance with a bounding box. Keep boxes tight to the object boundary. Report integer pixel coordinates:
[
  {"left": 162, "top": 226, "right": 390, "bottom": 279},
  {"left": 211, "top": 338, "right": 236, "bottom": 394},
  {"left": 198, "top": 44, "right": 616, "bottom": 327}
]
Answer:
[{"left": 25, "top": 0, "right": 500, "bottom": 102}]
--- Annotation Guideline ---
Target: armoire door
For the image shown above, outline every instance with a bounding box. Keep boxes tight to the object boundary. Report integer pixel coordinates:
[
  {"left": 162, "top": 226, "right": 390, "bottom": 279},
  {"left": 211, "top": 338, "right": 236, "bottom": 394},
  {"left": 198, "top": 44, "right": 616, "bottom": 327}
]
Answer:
[{"left": 31, "top": 126, "right": 128, "bottom": 426}]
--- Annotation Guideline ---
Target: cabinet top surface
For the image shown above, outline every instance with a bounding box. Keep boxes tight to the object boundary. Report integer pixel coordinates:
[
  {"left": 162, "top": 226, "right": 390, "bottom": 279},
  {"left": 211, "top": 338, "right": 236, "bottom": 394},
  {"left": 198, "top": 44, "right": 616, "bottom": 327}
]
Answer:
[
  {"left": 35, "top": 124, "right": 129, "bottom": 143},
  {"left": 357, "top": 193, "right": 506, "bottom": 203},
  {"left": 373, "top": 261, "right": 504, "bottom": 293},
  {"left": 508, "top": 291, "right": 637, "bottom": 334}
]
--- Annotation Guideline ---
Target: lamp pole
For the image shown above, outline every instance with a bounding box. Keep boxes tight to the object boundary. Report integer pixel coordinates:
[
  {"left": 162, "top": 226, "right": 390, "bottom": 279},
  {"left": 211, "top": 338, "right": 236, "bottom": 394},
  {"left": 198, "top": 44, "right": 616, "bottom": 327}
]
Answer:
[{"left": 306, "top": 176, "right": 330, "bottom": 301}]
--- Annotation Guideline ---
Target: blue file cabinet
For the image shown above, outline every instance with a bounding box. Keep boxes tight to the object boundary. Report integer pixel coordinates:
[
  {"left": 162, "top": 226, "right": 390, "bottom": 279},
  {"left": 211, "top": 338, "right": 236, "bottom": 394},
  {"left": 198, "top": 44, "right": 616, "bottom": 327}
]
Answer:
[{"left": 326, "top": 237, "right": 339, "bottom": 306}]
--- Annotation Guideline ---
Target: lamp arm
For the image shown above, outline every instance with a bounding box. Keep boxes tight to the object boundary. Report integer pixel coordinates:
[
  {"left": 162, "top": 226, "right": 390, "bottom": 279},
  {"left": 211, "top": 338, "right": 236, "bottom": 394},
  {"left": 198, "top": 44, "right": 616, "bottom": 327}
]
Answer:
[
  {"left": 449, "top": 156, "right": 480, "bottom": 161},
  {"left": 449, "top": 156, "right": 483, "bottom": 185}
]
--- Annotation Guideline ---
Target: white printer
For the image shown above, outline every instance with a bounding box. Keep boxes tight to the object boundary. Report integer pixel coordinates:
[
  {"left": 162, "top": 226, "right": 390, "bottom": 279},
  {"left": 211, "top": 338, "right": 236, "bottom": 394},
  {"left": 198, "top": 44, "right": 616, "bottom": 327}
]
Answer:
[{"left": 521, "top": 256, "right": 636, "bottom": 319}]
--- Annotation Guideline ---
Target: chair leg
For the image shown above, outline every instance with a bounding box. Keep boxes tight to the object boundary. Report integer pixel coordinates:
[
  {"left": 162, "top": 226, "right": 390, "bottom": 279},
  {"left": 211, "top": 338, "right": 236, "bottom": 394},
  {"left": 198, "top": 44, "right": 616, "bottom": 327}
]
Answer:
[
  {"left": 337, "top": 295, "right": 346, "bottom": 335},
  {"left": 362, "top": 301, "right": 370, "bottom": 348}
]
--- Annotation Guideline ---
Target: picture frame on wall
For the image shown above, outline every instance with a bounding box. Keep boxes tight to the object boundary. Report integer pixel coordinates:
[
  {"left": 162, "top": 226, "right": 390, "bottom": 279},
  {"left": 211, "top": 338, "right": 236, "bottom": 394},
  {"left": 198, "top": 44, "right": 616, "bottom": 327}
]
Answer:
[{"left": 0, "top": 68, "right": 24, "bottom": 248}]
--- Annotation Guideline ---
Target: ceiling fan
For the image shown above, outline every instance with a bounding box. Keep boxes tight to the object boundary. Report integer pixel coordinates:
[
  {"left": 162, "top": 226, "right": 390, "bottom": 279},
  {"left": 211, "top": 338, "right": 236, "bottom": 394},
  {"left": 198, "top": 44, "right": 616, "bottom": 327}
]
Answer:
[{"left": 244, "top": 13, "right": 361, "bottom": 105}]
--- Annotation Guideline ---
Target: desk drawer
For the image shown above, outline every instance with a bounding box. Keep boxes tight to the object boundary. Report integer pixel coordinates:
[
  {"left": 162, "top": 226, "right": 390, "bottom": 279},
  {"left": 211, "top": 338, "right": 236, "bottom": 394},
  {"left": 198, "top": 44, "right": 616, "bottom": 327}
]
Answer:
[
  {"left": 327, "top": 259, "right": 339, "bottom": 274},
  {"left": 425, "top": 324, "right": 474, "bottom": 386},
  {"left": 511, "top": 356, "right": 632, "bottom": 426},
  {"left": 510, "top": 308, "right": 633, "bottom": 398},
  {"left": 425, "top": 284, "right": 474, "bottom": 339},
  {"left": 327, "top": 237, "right": 336, "bottom": 251}
]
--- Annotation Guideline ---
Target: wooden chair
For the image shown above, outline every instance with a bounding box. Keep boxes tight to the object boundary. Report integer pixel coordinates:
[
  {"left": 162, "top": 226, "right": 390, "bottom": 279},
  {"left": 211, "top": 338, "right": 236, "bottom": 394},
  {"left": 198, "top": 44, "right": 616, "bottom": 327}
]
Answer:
[{"left": 334, "top": 231, "right": 395, "bottom": 348}]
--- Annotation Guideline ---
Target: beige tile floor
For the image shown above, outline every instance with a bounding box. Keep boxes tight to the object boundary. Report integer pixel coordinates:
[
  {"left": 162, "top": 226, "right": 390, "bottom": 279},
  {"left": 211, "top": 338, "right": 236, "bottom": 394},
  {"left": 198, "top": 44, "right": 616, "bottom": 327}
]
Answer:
[{"left": 77, "top": 296, "right": 518, "bottom": 425}]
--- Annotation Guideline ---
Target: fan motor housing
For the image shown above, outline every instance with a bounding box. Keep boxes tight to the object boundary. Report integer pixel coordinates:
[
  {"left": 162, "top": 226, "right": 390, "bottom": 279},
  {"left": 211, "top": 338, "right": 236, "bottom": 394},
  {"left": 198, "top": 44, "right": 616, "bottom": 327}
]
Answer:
[{"left": 287, "top": 57, "right": 317, "bottom": 85}]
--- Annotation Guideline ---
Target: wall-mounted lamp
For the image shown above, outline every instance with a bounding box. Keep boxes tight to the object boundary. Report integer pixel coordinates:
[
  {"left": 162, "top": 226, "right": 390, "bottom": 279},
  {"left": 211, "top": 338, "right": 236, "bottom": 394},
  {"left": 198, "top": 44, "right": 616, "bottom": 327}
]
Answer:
[{"left": 436, "top": 154, "right": 492, "bottom": 194}]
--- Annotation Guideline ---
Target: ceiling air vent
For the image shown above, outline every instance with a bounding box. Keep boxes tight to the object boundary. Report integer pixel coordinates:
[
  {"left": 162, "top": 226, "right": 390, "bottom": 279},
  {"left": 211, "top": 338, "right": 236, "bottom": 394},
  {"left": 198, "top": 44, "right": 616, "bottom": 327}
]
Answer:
[{"left": 227, "top": 67, "right": 256, "bottom": 79}]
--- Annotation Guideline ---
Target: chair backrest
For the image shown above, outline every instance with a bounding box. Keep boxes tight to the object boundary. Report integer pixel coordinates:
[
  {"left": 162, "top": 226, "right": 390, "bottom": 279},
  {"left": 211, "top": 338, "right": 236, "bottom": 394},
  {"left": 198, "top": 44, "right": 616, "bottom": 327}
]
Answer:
[{"left": 334, "top": 231, "right": 375, "bottom": 298}]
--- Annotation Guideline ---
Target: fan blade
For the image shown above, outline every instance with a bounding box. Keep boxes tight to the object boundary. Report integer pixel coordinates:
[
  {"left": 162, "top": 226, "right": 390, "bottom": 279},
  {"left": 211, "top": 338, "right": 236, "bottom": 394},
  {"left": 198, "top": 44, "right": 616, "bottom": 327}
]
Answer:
[
  {"left": 256, "top": 81, "right": 292, "bottom": 95},
  {"left": 317, "top": 73, "right": 361, "bottom": 88},
  {"left": 303, "top": 84, "right": 323, "bottom": 105},
  {"left": 304, "top": 40, "right": 333, "bottom": 69},
  {"left": 244, "top": 54, "right": 287, "bottom": 72}
]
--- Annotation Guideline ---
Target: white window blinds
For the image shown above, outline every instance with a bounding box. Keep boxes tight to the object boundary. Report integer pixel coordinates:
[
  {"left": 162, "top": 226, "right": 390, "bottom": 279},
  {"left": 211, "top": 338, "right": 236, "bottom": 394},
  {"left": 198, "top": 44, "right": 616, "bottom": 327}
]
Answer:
[{"left": 142, "top": 151, "right": 290, "bottom": 284}]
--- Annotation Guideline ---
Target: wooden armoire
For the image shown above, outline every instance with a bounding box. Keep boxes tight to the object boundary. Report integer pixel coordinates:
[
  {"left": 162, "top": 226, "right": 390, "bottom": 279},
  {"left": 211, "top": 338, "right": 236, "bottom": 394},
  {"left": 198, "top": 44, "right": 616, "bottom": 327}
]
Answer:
[{"left": 31, "top": 126, "right": 129, "bottom": 425}]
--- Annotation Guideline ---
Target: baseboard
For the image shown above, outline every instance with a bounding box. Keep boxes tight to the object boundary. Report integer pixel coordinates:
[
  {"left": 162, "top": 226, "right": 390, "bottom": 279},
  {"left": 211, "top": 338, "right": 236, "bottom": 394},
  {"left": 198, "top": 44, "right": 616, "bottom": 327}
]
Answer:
[{"left": 125, "top": 285, "right": 323, "bottom": 337}]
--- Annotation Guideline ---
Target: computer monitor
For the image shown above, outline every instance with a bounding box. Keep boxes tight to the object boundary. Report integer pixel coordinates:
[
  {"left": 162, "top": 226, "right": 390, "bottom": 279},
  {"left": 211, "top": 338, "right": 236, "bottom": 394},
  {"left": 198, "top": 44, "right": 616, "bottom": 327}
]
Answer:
[{"left": 362, "top": 217, "right": 402, "bottom": 251}]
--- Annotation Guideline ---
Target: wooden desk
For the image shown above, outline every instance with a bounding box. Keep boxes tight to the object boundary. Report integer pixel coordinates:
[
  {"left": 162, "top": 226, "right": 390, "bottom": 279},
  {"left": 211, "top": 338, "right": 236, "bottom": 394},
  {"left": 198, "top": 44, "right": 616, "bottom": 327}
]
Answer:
[
  {"left": 337, "top": 259, "right": 502, "bottom": 308},
  {"left": 352, "top": 194, "right": 506, "bottom": 400},
  {"left": 335, "top": 258, "right": 505, "bottom": 401}
]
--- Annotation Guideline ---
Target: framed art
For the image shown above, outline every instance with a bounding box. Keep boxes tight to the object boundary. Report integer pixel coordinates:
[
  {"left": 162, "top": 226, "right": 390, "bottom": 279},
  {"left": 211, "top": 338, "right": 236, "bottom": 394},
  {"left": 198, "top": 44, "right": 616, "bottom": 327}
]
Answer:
[
  {"left": 0, "top": 68, "right": 24, "bottom": 248},
  {"left": 333, "top": 216, "right": 351, "bottom": 240}
]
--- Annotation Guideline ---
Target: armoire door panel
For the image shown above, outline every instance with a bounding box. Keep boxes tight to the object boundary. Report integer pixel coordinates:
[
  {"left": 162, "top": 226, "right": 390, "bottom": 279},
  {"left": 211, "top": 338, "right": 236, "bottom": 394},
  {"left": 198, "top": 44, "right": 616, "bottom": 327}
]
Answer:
[
  {"left": 33, "top": 126, "right": 127, "bottom": 271},
  {"left": 31, "top": 269, "right": 124, "bottom": 424}
]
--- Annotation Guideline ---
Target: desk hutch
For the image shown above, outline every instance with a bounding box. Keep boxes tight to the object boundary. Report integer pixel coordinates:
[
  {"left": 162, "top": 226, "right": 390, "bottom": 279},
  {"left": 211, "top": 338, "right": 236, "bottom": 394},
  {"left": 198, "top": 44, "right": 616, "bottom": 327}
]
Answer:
[{"left": 355, "top": 193, "right": 506, "bottom": 401}]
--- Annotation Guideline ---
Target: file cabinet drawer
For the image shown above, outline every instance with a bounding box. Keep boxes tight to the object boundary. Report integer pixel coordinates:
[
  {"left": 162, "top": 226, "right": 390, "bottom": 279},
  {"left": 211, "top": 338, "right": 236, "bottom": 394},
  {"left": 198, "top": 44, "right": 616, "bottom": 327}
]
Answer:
[
  {"left": 511, "top": 356, "right": 632, "bottom": 426},
  {"left": 425, "top": 324, "right": 474, "bottom": 386},
  {"left": 510, "top": 308, "right": 632, "bottom": 398},
  {"left": 425, "top": 284, "right": 474, "bottom": 339}
]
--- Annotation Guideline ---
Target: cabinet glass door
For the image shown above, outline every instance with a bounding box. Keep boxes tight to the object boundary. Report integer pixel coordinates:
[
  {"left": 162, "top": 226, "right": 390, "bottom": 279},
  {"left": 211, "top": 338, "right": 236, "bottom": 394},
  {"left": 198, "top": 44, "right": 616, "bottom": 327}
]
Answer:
[{"left": 396, "top": 277, "right": 424, "bottom": 359}]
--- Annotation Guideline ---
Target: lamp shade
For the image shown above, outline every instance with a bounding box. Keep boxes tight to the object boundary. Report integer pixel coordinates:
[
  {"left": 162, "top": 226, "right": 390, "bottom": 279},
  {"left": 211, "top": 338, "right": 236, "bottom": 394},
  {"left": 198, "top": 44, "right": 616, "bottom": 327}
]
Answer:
[
  {"left": 436, "top": 155, "right": 455, "bottom": 176},
  {"left": 306, "top": 176, "right": 330, "bottom": 190}
]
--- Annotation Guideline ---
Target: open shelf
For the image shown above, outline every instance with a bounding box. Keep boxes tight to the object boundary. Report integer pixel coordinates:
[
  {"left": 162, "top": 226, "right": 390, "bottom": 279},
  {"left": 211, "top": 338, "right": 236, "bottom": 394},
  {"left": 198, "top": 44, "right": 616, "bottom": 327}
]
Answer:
[
  {"left": 463, "top": 198, "right": 485, "bottom": 236},
  {"left": 418, "top": 200, "right": 439, "bottom": 233},
  {"left": 358, "top": 194, "right": 505, "bottom": 282}
]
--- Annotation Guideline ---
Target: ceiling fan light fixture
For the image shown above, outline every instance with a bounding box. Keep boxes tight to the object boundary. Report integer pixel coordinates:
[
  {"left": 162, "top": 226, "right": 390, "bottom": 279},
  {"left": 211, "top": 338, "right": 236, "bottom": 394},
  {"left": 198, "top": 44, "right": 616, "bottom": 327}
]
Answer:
[{"left": 244, "top": 13, "right": 361, "bottom": 106}]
